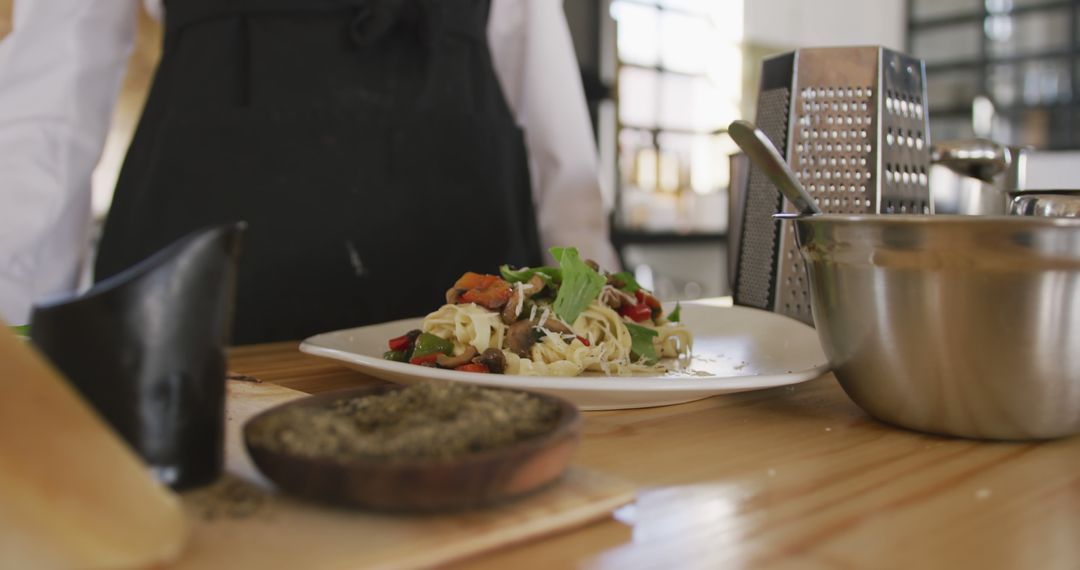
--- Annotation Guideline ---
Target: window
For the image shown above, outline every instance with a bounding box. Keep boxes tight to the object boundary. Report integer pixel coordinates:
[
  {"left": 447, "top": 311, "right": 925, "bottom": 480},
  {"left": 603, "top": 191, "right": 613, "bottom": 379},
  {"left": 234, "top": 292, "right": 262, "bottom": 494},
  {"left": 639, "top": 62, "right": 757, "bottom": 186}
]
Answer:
[
  {"left": 909, "top": 0, "right": 1080, "bottom": 149},
  {"left": 610, "top": 0, "right": 745, "bottom": 235}
]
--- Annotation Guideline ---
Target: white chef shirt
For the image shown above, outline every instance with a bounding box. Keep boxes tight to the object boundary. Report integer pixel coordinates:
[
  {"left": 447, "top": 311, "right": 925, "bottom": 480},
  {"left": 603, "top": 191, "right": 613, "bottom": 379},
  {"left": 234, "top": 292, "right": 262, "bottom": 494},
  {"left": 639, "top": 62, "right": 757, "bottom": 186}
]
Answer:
[{"left": 0, "top": 0, "right": 617, "bottom": 326}]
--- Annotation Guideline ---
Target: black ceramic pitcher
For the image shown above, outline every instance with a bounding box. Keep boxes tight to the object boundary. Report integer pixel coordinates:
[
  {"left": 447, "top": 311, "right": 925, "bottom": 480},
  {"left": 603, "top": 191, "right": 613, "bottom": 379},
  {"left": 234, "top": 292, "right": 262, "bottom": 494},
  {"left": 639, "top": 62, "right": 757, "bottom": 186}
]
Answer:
[{"left": 30, "top": 222, "right": 245, "bottom": 490}]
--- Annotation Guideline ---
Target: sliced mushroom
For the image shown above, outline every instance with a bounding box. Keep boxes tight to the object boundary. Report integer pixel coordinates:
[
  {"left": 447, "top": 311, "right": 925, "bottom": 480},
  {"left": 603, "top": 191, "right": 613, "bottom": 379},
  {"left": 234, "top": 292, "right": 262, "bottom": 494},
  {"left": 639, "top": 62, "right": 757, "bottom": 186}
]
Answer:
[
  {"left": 501, "top": 289, "right": 522, "bottom": 325},
  {"left": 445, "top": 287, "right": 465, "bottom": 304},
  {"left": 525, "top": 274, "right": 546, "bottom": 296},
  {"left": 477, "top": 347, "right": 507, "bottom": 374},
  {"left": 600, "top": 285, "right": 636, "bottom": 309},
  {"left": 501, "top": 276, "right": 548, "bottom": 325},
  {"left": 538, "top": 317, "right": 573, "bottom": 335},
  {"left": 435, "top": 345, "right": 478, "bottom": 369},
  {"left": 585, "top": 259, "right": 600, "bottom": 272},
  {"left": 507, "top": 320, "right": 537, "bottom": 357}
]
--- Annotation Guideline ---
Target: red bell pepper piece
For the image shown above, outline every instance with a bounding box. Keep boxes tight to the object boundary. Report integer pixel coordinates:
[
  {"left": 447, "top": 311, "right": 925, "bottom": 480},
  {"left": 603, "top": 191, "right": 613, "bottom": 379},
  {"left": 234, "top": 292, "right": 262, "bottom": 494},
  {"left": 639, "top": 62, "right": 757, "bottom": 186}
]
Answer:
[
  {"left": 619, "top": 302, "right": 652, "bottom": 322},
  {"left": 409, "top": 353, "right": 440, "bottom": 365},
  {"left": 636, "top": 290, "right": 661, "bottom": 310},
  {"left": 454, "top": 272, "right": 513, "bottom": 310},
  {"left": 388, "top": 334, "right": 413, "bottom": 352},
  {"left": 576, "top": 335, "right": 591, "bottom": 346},
  {"left": 454, "top": 363, "right": 490, "bottom": 373}
]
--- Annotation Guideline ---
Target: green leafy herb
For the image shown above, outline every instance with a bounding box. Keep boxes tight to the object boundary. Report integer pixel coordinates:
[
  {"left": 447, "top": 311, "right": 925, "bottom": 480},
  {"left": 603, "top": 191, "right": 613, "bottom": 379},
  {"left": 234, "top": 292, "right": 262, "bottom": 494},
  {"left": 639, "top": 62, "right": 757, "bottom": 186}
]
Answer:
[
  {"left": 667, "top": 302, "right": 682, "bottom": 323},
  {"left": 499, "top": 265, "right": 562, "bottom": 287},
  {"left": 549, "top": 247, "right": 606, "bottom": 325},
  {"left": 10, "top": 324, "right": 30, "bottom": 338},
  {"left": 624, "top": 322, "right": 659, "bottom": 364},
  {"left": 609, "top": 271, "right": 641, "bottom": 293}
]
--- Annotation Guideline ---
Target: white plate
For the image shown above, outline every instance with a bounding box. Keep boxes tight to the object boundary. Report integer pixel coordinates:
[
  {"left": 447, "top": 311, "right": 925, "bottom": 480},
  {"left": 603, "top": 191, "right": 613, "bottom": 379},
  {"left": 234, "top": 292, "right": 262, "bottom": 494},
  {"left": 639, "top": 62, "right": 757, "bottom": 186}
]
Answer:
[{"left": 299, "top": 300, "right": 829, "bottom": 410}]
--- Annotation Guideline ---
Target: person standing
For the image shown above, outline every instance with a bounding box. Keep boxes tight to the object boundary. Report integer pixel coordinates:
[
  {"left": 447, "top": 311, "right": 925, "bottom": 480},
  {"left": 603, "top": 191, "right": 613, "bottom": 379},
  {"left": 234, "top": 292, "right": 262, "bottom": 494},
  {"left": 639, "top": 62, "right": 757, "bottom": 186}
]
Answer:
[{"left": 0, "top": 0, "right": 617, "bottom": 343}]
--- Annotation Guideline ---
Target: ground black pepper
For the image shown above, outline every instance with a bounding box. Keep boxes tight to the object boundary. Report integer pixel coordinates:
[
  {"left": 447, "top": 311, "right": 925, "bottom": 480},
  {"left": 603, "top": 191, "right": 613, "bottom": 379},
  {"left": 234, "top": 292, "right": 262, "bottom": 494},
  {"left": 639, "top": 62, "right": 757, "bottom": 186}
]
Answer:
[
  {"left": 247, "top": 383, "right": 562, "bottom": 462},
  {"left": 184, "top": 476, "right": 272, "bottom": 521}
]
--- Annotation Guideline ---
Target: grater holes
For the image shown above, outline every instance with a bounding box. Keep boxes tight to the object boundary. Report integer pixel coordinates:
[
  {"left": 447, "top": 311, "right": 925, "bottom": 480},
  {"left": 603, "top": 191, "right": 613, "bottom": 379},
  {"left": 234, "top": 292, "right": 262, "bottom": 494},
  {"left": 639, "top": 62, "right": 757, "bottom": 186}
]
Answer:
[
  {"left": 736, "top": 86, "right": 789, "bottom": 309},
  {"left": 883, "top": 199, "right": 925, "bottom": 214},
  {"left": 793, "top": 83, "right": 885, "bottom": 218}
]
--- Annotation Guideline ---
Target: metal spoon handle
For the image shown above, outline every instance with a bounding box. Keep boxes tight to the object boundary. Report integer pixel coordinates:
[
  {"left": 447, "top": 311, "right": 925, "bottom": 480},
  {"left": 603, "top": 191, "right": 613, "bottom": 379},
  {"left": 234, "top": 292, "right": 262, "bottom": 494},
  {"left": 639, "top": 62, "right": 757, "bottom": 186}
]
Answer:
[{"left": 728, "top": 120, "right": 821, "bottom": 216}]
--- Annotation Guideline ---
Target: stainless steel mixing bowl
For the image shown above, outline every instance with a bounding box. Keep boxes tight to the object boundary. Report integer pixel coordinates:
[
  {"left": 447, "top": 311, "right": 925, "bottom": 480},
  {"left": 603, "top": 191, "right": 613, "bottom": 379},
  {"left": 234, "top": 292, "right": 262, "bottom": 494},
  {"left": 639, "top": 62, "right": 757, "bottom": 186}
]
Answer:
[{"left": 789, "top": 214, "right": 1080, "bottom": 440}]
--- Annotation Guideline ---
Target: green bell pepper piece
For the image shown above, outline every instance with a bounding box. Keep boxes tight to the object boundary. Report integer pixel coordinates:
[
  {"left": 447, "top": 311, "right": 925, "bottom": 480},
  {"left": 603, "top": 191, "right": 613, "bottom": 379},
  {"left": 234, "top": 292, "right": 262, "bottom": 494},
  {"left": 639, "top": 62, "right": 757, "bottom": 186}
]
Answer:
[
  {"left": 409, "top": 332, "right": 454, "bottom": 360},
  {"left": 382, "top": 349, "right": 410, "bottom": 362}
]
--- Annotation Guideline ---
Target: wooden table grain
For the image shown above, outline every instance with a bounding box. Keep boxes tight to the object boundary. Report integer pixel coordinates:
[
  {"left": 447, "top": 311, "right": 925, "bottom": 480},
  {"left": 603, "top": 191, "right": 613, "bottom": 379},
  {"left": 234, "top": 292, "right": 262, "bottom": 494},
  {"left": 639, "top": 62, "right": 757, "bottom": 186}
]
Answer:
[{"left": 229, "top": 343, "right": 1080, "bottom": 570}]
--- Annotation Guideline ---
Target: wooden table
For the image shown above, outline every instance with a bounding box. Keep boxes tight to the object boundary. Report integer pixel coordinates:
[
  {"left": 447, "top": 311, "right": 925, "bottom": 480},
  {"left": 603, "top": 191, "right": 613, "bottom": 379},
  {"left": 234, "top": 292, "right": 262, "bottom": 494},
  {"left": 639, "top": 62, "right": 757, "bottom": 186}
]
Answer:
[{"left": 230, "top": 343, "right": 1080, "bottom": 569}]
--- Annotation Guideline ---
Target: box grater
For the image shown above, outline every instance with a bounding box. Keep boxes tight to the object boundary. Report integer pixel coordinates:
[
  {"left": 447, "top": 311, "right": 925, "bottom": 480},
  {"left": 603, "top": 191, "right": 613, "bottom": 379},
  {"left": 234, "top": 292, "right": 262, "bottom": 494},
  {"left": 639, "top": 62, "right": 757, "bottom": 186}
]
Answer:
[{"left": 732, "top": 46, "right": 932, "bottom": 325}]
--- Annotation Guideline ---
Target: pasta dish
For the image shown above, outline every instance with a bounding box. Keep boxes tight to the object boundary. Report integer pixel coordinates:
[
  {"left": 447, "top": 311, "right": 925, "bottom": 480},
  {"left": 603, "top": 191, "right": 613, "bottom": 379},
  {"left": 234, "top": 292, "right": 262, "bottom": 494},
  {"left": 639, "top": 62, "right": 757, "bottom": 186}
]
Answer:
[{"left": 382, "top": 247, "right": 692, "bottom": 376}]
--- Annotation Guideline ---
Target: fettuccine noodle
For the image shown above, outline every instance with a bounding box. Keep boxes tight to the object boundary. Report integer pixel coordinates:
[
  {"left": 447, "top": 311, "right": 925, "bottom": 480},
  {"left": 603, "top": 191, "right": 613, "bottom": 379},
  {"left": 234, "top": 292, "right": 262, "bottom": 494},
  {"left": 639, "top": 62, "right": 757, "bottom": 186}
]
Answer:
[{"left": 421, "top": 300, "right": 692, "bottom": 377}]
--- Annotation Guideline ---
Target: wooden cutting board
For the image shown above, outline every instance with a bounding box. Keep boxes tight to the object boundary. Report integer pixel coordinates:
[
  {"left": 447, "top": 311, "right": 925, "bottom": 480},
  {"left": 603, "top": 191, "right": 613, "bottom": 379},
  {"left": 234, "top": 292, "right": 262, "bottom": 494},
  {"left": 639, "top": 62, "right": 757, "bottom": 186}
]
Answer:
[{"left": 170, "top": 381, "right": 635, "bottom": 569}]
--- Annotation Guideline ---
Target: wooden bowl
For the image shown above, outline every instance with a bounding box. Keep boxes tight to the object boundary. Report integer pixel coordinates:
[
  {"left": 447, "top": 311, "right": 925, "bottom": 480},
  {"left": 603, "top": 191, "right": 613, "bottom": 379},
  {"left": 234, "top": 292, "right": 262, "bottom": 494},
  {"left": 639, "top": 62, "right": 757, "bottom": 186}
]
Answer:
[{"left": 242, "top": 384, "right": 582, "bottom": 511}]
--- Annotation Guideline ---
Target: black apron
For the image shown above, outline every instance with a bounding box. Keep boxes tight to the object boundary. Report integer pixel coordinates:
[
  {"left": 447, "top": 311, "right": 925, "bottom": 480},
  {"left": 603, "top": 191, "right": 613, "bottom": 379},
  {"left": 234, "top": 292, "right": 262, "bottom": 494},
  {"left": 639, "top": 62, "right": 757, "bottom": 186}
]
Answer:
[{"left": 96, "top": 0, "right": 543, "bottom": 344}]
